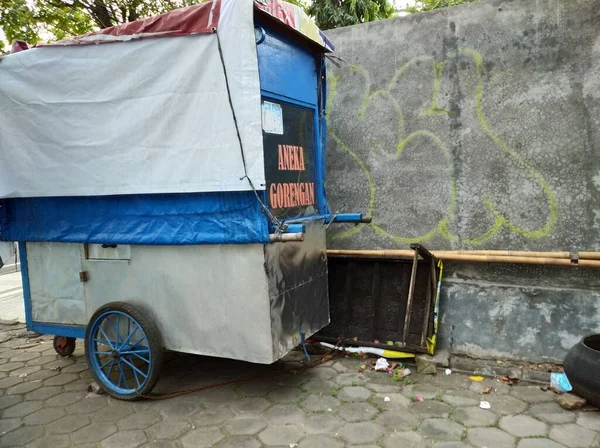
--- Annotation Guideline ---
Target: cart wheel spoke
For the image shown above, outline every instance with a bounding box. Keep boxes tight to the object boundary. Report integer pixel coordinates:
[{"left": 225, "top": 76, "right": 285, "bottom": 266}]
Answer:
[{"left": 86, "top": 303, "right": 162, "bottom": 400}]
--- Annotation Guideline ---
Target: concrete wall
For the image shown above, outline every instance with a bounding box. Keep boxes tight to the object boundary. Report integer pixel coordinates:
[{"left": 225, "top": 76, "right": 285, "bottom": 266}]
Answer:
[{"left": 325, "top": 0, "right": 600, "bottom": 363}]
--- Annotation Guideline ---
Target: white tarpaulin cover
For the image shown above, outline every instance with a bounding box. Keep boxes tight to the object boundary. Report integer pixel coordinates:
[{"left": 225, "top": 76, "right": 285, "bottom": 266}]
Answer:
[{"left": 0, "top": 0, "right": 264, "bottom": 198}]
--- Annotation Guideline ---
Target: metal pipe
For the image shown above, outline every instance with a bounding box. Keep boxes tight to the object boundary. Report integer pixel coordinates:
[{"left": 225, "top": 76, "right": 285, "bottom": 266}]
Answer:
[
  {"left": 269, "top": 233, "right": 304, "bottom": 243},
  {"left": 326, "top": 250, "right": 600, "bottom": 268}
]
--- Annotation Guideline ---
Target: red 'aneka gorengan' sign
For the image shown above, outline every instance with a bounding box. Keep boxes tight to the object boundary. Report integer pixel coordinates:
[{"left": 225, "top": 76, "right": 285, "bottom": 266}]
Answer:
[{"left": 269, "top": 144, "right": 315, "bottom": 209}]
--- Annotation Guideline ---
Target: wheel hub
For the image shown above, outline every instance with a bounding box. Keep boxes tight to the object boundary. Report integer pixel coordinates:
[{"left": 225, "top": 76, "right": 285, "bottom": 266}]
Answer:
[{"left": 111, "top": 350, "right": 120, "bottom": 359}]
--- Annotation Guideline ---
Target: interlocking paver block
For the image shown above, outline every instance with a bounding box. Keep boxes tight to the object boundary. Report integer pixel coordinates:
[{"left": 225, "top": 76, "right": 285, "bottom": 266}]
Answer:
[
  {"left": 302, "top": 394, "right": 341, "bottom": 412},
  {"left": 70, "top": 422, "right": 117, "bottom": 444},
  {"left": 156, "top": 396, "right": 203, "bottom": 419},
  {"left": 8, "top": 365, "right": 41, "bottom": 377},
  {"left": 382, "top": 430, "right": 427, "bottom": 448},
  {"left": 2, "top": 399, "right": 43, "bottom": 417},
  {"left": 0, "top": 362, "right": 25, "bottom": 373},
  {"left": 466, "top": 427, "right": 516, "bottom": 448},
  {"left": 0, "top": 394, "right": 22, "bottom": 410},
  {"left": 225, "top": 417, "right": 267, "bottom": 435},
  {"left": 452, "top": 406, "right": 498, "bottom": 427},
  {"left": 420, "top": 418, "right": 466, "bottom": 441},
  {"left": 527, "top": 402, "right": 576, "bottom": 424},
  {"left": 442, "top": 390, "right": 481, "bottom": 407},
  {"left": 299, "top": 435, "right": 344, "bottom": 448},
  {"left": 303, "top": 414, "right": 343, "bottom": 434},
  {"left": 576, "top": 412, "right": 600, "bottom": 431},
  {"left": 45, "top": 390, "right": 86, "bottom": 407},
  {"left": 9, "top": 352, "right": 39, "bottom": 362},
  {"left": 6, "top": 380, "right": 42, "bottom": 395},
  {"left": 499, "top": 415, "right": 548, "bottom": 437},
  {"left": 409, "top": 400, "right": 452, "bottom": 417},
  {"left": 21, "top": 369, "right": 59, "bottom": 382},
  {"left": 92, "top": 402, "right": 135, "bottom": 422},
  {"left": 338, "top": 422, "right": 383, "bottom": 444},
  {"left": 0, "top": 418, "right": 21, "bottom": 436},
  {"left": 374, "top": 392, "right": 411, "bottom": 410},
  {"left": 469, "top": 379, "right": 510, "bottom": 395},
  {"left": 101, "top": 430, "right": 147, "bottom": 448},
  {"left": 66, "top": 395, "right": 109, "bottom": 414},
  {"left": 509, "top": 386, "right": 554, "bottom": 403},
  {"left": 191, "top": 407, "right": 236, "bottom": 427},
  {"left": 23, "top": 406, "right": 66, "bottom": 425},
  {"left": 60, "top": 362, "right": 89, "bottom": 373},
  {"left": 0, "top": 376, "right": 23, "bottom": 389},
  {"left": 47, "top": 414, "right": 91, "bottom": 434},
  {"left": 486, "top": 395, "right": 528, "bottom": 415},
  {"left": 301, "top": 378, "right": 338, "bottom": 394},
  {"left": 258, "top": 425, "right": 304, "bottom": 446},
  {"left": 338, "top": 386, "right": 372, "bottom": 402},
  {"left": 180, "top": 427, "right": 224, "bottom": 448},
  {"left": 266, "top": 387, "right": 302, "bottom": 403},
  {"left": 235, "top": 381, "right": 273, "bottom": 397},
  {"left": 402, "top": 384, "right": 444, "bottom": 400},
  {"left": 118, "top": 411, "right": 162, "bottom": 430},
  {"left": 229, "top": 397, "right": 271, "bottom": 416},
  {"left": 549, "top": 423, "right": 598, "bottom": 448},
  {"left": 213, "top": 436, "right": 261, "bottom": 448},
  {"left": 338, "top": 402, "right": 379, "bottom": 422},
  {"left": 28, "top": 434, "right": 71, "bottom": 448},
  {"left": 335, "top": 373, "right": 369, "bottom": 386},
  {"left": 307, "top": 367, "right": 337, "bottom": 380},
  {"left": 375, "top": 410, "right": 420, "bottom": 430},
  {"left": 0, "top": 425, "right": 44, "bottom": 446},
  {"left": 147, "top": 420, "right": 191, "bottom": 440},
  {"left": 43, "top": 372, "right": 79, "bottom": 386},
  {"left": 262, "top": 404, "right": 304, "bottom": 424},
  {"left": 517, "top": 439, "right": 567, "bottom": 448}
]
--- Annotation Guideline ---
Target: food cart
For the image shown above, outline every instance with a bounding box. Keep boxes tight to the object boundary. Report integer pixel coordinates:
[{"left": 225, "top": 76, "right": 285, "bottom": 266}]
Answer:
[{"left": 0, "top": 0, "right": 366, "bottom": 399}]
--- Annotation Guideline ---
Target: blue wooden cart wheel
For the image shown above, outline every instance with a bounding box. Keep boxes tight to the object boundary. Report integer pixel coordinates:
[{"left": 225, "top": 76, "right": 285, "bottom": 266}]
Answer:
[{"left": 85, "top": 302, "right": 163, "bottom": 400}]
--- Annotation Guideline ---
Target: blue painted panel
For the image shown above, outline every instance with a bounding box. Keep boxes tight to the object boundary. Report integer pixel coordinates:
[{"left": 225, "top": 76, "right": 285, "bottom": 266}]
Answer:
[
  {"left": 256, "top": 21, "right": 318, "bottom": 107},
  {"left": 1, "top": 192, "right": 270, "bottom": 245},
  {"left": 31, "top": 322, "right": 86, "bottom": 339}
]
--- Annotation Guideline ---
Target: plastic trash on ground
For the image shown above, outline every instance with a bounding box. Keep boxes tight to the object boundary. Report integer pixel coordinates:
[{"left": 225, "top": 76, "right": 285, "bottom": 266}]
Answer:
[
  {"left": 375, "top": 358, "right": 390, "bottom": 371},
  {"left": 479, "top": 401, "right": 491, "bottom": 409},
  {"left": 550, "top": 372, "right": 573, "bottom": 393}
]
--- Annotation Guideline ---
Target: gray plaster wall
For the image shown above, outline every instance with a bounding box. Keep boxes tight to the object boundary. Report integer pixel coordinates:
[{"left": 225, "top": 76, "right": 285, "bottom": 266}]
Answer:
[{"left": 325, "top": 0, "right": 600, "bottom": 363}]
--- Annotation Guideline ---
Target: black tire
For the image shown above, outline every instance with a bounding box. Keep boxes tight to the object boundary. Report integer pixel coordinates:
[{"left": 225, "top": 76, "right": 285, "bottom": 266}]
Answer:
[
  {"left": 85, "top": 301, "right": 163, "bottom": 401},
  {"left": 53, "top": 336, "right": 76, "bottom": 357}
]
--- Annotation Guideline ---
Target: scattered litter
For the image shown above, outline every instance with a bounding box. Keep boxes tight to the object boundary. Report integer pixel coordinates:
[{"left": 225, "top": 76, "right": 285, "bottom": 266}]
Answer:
[
  {"left": 88, "top": 381, "right": 106, "bottom": 395},
  {"left": 550, "top": 372, "right": 573, "bottom": 393},
  {"left": 397, "top": 368, "right": 411, "bottom": 378},
  {"left": 540, "top": 385, "right": 550, "bottom": 392},
  {"left": 582, "top": 406, "right": 600, "bottom": 412},
  {"left": 375, "top": 358, "right": 390, "bottom": 372},
  {"left": 289, "top": 444, "right": 298, "bottom": 448},
  {"left": 327, "top": 408, "right": 332, "bottom": 412},
  {"left": 384, "top": 396, "right": 391, "bottom": 402},
  {"left": 482, "top": 387, "right": 494, "bottom": 394},
  {"left": 49, "top": 367, "right": 61, "bottom": 372},
  {"left": 18, "top": 373, "right": 27, "bottom": 378},
  {"left": 319, "top": 342, "right": 415, "bottom": 359},
  {"left": 469, "top": 376, "right": 485, "bottom": 382},
  {"left": 416, "top": 394, "right": 425, "bottom": 402},
  {"left": 445, "top": 369, "right": 452, "bottom": 375},
  {"left": 358, "top": 363, "right": 367, "bottom": 373},
  {"left": 374, "top": 339, "right": 380, "bottom": 344},
  {"left": 499, "top": 376, "right": 519, "bottom": 386},
  {"left": 479, "top": 401, "right": 491, "bottom": 409},
  {"left": 557, "top": 393, "right": 586, "bottom": 410}
]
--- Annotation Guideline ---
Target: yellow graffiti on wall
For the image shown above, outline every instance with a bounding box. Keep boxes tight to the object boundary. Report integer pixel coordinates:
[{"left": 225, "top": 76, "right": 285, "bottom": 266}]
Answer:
[{"left": 327, "top": 49, "right": 558, "bottom": 245}]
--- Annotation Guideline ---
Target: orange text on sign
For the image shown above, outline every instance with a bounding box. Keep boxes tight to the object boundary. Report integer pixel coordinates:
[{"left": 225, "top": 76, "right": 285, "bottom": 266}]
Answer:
[{"left": 269, "top": 183, "right": 315, "bottom": 209}]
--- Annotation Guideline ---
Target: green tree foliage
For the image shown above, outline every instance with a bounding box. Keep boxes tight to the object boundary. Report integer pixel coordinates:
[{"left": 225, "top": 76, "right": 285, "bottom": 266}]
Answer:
[
  {"left": 305, "top": 0, "right": 395, "bottom": 30},
  {"left": 406, "top": 0, "right": 476, "bottom": 13},
  {"left": 0, "top": 0, "right": 200, "bottom": 52}
]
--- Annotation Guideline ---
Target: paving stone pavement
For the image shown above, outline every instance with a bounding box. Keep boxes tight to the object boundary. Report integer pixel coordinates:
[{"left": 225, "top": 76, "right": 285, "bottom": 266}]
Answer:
[{"left": 0, "top": 323, "right": 599, "bottom": 447}]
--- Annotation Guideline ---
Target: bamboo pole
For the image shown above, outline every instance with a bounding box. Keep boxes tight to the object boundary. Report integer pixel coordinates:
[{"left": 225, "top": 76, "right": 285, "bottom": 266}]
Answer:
[
  {"left": 579, "top": 252, "right": 600, "bottom": 260},
  {"left": 450, "top": 250, "right": 571, "bottom": 259},
  {"left": 326, "top": 249, "right": 600, "bottom": 268}
]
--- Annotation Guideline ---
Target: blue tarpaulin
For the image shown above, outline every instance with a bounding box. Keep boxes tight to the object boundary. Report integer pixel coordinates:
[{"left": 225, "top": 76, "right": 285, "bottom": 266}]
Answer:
[{"left": 0, "top": 192, "right": 270, "bottom": 245}]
